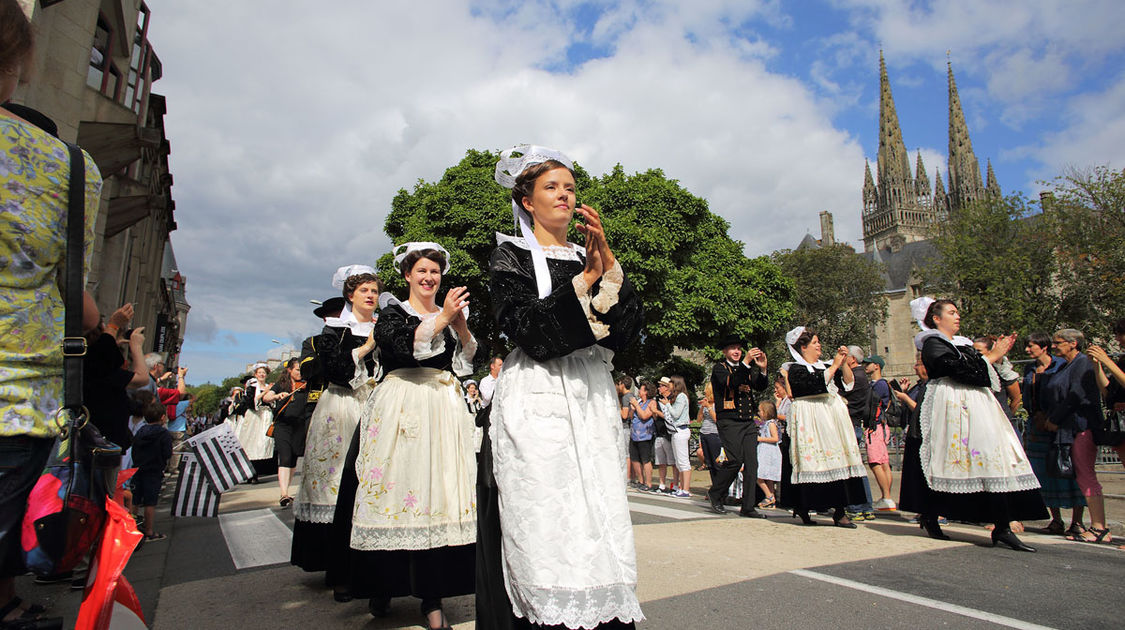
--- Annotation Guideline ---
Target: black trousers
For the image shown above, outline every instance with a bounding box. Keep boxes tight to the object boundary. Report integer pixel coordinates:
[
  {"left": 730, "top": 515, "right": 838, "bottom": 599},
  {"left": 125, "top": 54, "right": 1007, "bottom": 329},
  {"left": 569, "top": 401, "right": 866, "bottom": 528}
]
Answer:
[{"left": 707, "top": 418, "right": 759, "bottom": 511}]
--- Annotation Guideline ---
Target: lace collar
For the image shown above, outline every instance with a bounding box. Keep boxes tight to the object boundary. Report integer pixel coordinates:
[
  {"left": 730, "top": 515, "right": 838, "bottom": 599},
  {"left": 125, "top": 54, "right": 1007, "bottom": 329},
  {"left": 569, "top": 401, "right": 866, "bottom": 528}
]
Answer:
[{"left": 495, "top": 232, "right": 586, "bottom": 262}]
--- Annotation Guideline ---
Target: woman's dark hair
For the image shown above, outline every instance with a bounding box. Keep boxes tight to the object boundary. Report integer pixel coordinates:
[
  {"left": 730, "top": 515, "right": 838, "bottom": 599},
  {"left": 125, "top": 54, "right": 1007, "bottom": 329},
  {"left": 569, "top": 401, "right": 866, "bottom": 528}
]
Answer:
[
  {"left": 790, "top": 328, "right": 817, "bottom": 352},
  {"left": 342, "top": 272, "right": 382, "bottom": 300},
  {"left": 511, "top": 159, "right": 575, "bottom": 212},
  {"left": 1026, "top": 332, "right": 1051, "bottom": 350},
  {"left": 400, "top": 249, "right": 447, "bottom": 276},
  {"left": 667, "top": 375, "right": 687, "bottom": 400},
  {"left": 974, "top": 335, "right": 997, "bottom": 350},
  {"left": 923, "top": 299, "right": 957, "bottom": 330},
  {"left": 639, "top": 381, "right": 656, "bottom": 398},
  {"left": 275, "top": 358, "right": 300, "bottom": 392},
  {"left": 0, "top": 0, "right": 33, "bottom": 75},
  {"left": 1114, "top": 319, "right": 1125, "bottom": 336}
]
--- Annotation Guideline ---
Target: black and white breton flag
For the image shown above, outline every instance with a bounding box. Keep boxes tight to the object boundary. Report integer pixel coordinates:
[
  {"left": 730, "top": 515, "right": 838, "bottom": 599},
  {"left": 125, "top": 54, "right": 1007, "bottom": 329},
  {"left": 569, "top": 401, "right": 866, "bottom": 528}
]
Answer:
[
  {"left": 186, "top": 423, "right": 254, "bottom": 493},
  {"left": 172, "top": 453, "right": 220, "bottom": 517}
]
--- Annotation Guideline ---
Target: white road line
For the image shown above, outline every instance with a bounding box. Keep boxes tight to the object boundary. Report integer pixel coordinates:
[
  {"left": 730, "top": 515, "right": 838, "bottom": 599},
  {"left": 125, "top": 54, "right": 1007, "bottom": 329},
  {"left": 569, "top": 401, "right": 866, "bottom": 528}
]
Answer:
[
  {"left": 628, "top": 499, "right": 719, "bottom": 520},
  {"left": 790, "top": 569, "right": 1057, "bottom": 630},
  {"left": 218, "top": 508, "right": 293, "bottom": 570}
]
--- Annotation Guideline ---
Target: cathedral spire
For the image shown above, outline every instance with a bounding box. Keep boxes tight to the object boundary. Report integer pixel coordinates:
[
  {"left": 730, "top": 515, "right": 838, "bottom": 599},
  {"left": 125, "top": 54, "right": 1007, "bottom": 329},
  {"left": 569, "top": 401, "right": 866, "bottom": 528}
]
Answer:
[
  {"left": 878, "top": 50, "right": 913, "bottom": 189},
  {"left": 933, "top": 167, "right": 948, "bottom": 217},
  {"left": 915, "top": 150, "right": 930, "bottom": 193},
  {"left": 985, "top": 158, "right": 1002, "bottom": 198},
  {"left": 947, "top": 60, "right": 984, "bottom": 212}
]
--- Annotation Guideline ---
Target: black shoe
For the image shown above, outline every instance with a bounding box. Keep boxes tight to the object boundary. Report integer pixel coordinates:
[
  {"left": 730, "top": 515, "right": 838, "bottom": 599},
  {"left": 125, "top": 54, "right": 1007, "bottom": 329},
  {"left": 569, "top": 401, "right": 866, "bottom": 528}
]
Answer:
[
  {"left": 368, "top": 596, "right": 390, "bottom": 617},
  {"left": 992, "top": 528, "right": 1035, "bottom": 552},
  {"left": 739, "top": 509, "right": 767, "bottom": 519},
  {"left": 832, "top": 507, "right": 857, "bottom": 529},
  {"left": 707, "top": 493, "right": 727, "bottom": 514},
  {"left": 793, "top": 510, "right": 816, "bottom": 526},
  {"left": 333, "top": 589, "right": 353, "bottom": 603},
  {"left": 921, "top": 518, "right": 951, "bottom": 540}
]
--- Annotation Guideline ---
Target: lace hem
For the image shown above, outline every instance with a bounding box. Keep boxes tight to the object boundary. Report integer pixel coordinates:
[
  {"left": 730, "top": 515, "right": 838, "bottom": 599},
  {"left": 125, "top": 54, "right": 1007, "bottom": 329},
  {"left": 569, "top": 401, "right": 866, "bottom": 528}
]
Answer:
[
  {"left": 349, "top": 521, "right": 476, "bottom": 551},
  {"left": 792, "top": 465, "right": 867, "bottom": 485},
  {"left": 293, "top": 502, "right": 336, "bottom": 524},
  {"left": 571, "top": 274, "right": 610, "bottom": 340},
  {"left": 508, "top": 582, "right": 645, "bottom": 630},
  {"left": 926, "top": 473, "right": 1042, "bottom": 494}
]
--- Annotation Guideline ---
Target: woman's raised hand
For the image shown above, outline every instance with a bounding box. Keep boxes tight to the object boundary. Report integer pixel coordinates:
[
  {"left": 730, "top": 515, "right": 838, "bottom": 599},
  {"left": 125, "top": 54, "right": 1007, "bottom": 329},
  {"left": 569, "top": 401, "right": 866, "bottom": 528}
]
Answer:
[
  {"left": 441, "top": 286, "right": 470, "bottom": 328},
  {"left": 1088, "top": 345, "right": 1111, "bottom": 366},
  {"left": 358, "top": 328, "right": 376, "bottom": 357}
]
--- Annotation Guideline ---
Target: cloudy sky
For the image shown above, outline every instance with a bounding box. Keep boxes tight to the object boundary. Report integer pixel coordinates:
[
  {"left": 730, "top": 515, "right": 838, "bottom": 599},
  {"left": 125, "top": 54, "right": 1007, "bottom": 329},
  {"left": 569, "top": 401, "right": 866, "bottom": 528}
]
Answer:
[{"left": 145, "top": 0, "right": 1125, "bottom": 385}]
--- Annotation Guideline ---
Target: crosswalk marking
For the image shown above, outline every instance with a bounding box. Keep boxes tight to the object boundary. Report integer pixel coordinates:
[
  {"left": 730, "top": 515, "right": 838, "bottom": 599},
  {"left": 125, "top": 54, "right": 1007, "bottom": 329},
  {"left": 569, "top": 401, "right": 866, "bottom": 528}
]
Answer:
[
  {"left": 628, "top": 499, "right": 720, "bottom": 520},
  {"left": 218, "top": 508, "right": 293, "bottom": 569}
]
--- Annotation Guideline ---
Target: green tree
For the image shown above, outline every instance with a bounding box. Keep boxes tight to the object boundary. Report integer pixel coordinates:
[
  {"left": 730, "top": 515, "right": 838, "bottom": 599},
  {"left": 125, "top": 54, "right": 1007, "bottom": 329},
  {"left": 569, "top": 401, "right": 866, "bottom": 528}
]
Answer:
[
  {"left": 1045, "top": 166, "right": 1125, "bottom": 343},
  {"left": 380, "top": 150, "right": 794, "bottom": 375},
  {"left": 771, "top": 243, "right": 889, "bottom": 352},
  {"left": 920, "top": 193, "right": 1058, "bottom": 339}
]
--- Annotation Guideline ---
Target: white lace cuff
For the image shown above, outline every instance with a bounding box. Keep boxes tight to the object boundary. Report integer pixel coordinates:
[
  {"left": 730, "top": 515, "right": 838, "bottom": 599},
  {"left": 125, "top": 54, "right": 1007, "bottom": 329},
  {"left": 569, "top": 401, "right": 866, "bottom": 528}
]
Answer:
[
  {"left": 571, "top": 273, "right": 610, "bottom": 341},
  {"left": 452, "top": 328, "right": 477, "bottom": 377},
  {"left": 413, "top": 314, "right": 442, "bottom": 359},
  {"left": 348, "top": 348, "right": 380, "bottom": 389},
  {"left": 591, "top": 260, "right": 623, "bottom": 314}
]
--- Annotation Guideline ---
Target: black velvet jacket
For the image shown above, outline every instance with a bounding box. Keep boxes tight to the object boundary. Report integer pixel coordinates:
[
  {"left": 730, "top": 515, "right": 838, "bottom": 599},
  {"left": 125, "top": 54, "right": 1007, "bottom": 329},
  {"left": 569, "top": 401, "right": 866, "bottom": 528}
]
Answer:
[
  {"left": 920, "top": 336, "right": 991, "bottom": 387},
  {"left": 786, "top": 365, "right": 830, "bottom": 399},
  {"left": 314, "top": 325, "right": 378, "bottom": 388},
  {"left": 376, "top": 303, "right": 464, "bottom": 373},
  {"left": 489, "top": 240, "right": 642, "bottom": 362},
  {"left": 711, "top": 360, "right": 767, "bottom": 421}
]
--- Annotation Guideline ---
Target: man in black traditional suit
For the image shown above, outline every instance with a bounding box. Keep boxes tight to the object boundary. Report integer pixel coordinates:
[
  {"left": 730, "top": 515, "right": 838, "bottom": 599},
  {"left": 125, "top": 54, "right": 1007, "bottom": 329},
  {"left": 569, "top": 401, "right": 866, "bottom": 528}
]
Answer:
[
  {"left": 300, "top": 297, "right": 346, "bottom": 419},
  {"left": 706, "top": 333, "right": 769, "bottom": 517}
]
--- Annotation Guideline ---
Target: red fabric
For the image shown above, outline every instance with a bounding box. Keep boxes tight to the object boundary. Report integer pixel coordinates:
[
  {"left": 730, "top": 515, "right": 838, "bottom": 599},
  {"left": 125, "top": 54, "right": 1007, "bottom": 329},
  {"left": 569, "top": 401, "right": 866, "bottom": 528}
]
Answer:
[
  {"left": 75, "top": 498, "right": 145, "bottom": 630},
  {"left": 21, "top": 473, "right": 64, "bottom": 553},
  {"left": 157, "top": 387, "right": 181, "bottom": 421}
]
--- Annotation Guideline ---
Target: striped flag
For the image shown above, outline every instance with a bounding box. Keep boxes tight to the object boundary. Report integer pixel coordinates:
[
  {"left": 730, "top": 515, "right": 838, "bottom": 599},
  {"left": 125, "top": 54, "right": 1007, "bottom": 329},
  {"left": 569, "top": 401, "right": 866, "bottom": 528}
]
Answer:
[
  {"left": 171, "top": 454, "right": 220, "bottom": 518},
  {"left": 186, "top": 423, "right": 254, "bottom": 493}
]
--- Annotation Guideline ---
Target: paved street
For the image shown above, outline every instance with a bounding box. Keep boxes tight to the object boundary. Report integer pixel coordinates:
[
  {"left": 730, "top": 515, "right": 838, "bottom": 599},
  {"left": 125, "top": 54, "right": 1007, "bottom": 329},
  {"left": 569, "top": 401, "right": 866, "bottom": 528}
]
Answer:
[{"left": 19, "top": 468, "right": 1124, "bottom": 629}]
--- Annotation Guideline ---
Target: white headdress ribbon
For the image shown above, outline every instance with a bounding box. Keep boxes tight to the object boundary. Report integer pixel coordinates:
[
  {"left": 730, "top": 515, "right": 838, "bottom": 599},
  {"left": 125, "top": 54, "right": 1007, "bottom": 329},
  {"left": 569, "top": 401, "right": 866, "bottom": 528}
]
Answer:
[
  {"left": 252, "top": 362, "right": 268, "bottom": 371},
  {"left": 494, "top": 144, "right": 574, "bottom": 299},
  {"left": 332, "top": 264, "right": 377, "bottom": 289},
  {"left": 785, "top": 326, "right": 819, "bottom": 372},
  {"left": 392, "top": 242, "right": 451, "bottom": 274},
  {"left": 910, "top": 296, "right": 935, "bottom": 331}
]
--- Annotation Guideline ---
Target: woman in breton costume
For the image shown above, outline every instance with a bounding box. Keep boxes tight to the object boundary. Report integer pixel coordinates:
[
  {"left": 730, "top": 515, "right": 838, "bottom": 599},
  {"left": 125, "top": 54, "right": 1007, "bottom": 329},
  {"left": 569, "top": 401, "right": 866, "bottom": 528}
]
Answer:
[
  {"left": 777, "top": 327, "right": 866, "bottom": 528},
  {"left": 913, "top": 298, "right": 1045, "bottom": 551},
  {"left": 478, "top": 145, "right": 644, "bottom": 630},
  {"left": 236, "top": 363, "right": 275, "bottom": 482},
  {"left": 336, "top": 243, "right": 477, "bottom": 630},
  {"left": 290, "top": 265, "right": 382, "bottom": 590}
]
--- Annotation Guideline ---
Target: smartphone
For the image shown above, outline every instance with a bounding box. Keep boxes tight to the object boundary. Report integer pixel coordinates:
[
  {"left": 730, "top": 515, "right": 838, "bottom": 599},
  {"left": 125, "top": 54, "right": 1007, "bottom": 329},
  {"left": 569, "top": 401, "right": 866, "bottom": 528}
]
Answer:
[{"left": 889, "top": 379, "right": 902, "bottom": 392}]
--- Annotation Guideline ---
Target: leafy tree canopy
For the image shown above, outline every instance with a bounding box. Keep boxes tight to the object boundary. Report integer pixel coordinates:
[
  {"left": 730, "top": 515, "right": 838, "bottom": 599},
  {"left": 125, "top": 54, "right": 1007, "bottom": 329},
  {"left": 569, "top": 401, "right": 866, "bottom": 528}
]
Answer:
[
  {"left": 771, "top": 242, "right": 889, "bottom": 355},
  {"left": 379, "top": 149, "right": 794, "bottom": 376}
]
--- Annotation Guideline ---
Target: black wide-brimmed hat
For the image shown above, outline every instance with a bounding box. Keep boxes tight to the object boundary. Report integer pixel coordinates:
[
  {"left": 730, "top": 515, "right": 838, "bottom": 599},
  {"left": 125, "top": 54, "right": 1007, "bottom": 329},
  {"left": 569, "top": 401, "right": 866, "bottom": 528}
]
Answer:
[
  {"left": 717, "top": 333, "right": 744, "bottom": 349},
  {"left": 313, "top": 296, "right": 346, "bottom": 319}
]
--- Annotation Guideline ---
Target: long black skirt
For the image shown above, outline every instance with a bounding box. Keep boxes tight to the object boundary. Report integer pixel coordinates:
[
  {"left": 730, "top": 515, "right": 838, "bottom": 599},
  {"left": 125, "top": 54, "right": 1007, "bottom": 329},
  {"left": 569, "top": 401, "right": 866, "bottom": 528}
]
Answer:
[
  {"left": 291, "top": 520, "right": 335, "bottom": 573},
  {"left": 777, "top": 434, "right": 866, "bottom": 512},
  {"left": 900, "top": 436, "right": 1047, "bottom": 524},
  {"left": 332, "top": 422, "right": 475, "bottom": 600}
]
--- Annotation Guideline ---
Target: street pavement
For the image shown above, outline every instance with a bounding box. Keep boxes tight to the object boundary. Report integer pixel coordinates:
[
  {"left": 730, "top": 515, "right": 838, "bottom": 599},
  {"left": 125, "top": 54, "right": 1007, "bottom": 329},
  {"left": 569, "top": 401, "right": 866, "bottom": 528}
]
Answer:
[{"left": 18, "top": 467, "right": 1125, "bottom": 629}]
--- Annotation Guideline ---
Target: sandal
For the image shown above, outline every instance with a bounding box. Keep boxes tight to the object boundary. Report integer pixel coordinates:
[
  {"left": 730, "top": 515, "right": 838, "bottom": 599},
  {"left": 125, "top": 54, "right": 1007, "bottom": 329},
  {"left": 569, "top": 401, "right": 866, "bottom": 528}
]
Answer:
[
  {"left": 1088, "top": 527, "right": 1114, "bottom": 544},
  {"left": 145, "top": 532, "right": 167, "bottom": 541},
  {"left": 1064, "top": 522, "right": 1089, "bottom": 541},
  {"left": 1043, "top": 519, "right": 1066, "bottom": 535},
  {"left": 279, "top": 496, "right": 294, "bottom": 508},
  {"left": 758, "top": 496, "right": 776, "bottom": 509}
]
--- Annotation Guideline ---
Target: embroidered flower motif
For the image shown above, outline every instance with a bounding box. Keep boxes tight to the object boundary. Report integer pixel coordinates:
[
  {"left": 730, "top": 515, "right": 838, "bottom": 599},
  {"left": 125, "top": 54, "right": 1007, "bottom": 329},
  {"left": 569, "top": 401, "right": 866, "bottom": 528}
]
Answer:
[
  {"left": 368, "top": 466, "right": 383, "bottom": 482},
  {"left": 404, "top": 492, "right": 418, "bottom": 509}
]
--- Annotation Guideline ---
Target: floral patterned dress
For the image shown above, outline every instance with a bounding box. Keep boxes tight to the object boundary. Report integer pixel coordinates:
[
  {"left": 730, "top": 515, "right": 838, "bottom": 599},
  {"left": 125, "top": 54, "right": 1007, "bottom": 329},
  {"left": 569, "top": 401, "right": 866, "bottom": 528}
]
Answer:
[{"left": 1, "top": 116, "right": 100, "bottom": 439}]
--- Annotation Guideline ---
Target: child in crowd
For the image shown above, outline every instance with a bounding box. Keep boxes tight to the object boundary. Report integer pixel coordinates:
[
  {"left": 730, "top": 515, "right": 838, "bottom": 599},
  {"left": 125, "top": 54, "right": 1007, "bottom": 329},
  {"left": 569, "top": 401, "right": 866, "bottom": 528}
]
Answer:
[
  {"left": 756, "top": 400, "right": 782, "bottom": 508},
  {"left": 131, "top": 402, "right": 172, "bottom": 541}
]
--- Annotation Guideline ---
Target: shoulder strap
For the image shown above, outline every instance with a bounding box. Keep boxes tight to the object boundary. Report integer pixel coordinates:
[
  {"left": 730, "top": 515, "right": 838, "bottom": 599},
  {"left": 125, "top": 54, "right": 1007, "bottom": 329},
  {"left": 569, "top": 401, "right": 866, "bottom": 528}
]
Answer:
[{"left": 62, "top": 144, "right": 86, "bottom": 421}]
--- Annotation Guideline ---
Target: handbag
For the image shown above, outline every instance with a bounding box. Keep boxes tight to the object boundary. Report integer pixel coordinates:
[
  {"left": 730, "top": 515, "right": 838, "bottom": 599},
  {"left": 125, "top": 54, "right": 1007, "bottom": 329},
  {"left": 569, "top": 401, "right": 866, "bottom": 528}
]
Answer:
[
  {"left": 1046, "top": 441, "right": 1075, "bottom": 479},
  {"left": 22, "top": 144, "right": 122, "bottom": 577},
  {"left": 1093, "top": 403, "right": 1125, "bottom": 446}
]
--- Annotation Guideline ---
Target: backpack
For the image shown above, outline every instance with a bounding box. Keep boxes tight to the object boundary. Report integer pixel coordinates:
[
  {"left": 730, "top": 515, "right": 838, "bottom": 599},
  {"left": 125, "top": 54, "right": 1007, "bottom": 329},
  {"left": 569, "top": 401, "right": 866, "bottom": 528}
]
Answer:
[{"left": 867, "top": 379, "right": 906, "bottom": 429}]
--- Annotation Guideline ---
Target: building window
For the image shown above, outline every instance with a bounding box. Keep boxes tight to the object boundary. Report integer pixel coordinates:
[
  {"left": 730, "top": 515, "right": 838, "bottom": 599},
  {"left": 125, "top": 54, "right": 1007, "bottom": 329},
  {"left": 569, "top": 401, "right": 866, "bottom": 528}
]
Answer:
[{"left": 86, "top": 15, "right": 123, "bottom": 102}]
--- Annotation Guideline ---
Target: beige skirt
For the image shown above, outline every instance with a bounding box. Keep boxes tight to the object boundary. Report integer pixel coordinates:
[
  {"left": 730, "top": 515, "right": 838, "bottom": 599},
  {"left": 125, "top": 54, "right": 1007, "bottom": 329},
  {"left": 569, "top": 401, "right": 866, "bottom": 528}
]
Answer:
[
  {"left": 350, "top": 368, "right": 477, "bottom": 551},
  {"left": 788, "top": 394, "right": 867, "bottom": 484}
]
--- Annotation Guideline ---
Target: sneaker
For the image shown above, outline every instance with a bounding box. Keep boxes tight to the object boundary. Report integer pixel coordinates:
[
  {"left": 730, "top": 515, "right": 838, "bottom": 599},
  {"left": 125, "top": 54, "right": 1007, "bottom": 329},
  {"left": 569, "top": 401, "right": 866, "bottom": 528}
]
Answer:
[
  {"left": 672, "top": 489, "right": 691, "bottom": 498},
  {"left": 908, "top": 514, "right": 920, "bottom": 524},
  {"left": 845, "top": 510, "right": 861, "bottom": 522},
  {"left": 873, "top": 498, "right": 897, "bottom": 511},
  {"left": 862, "top": 511, "right": 878, "bottom": 521},
  {"left": 659, "top": 486, "right": 674, "bottom": 495},
  {"left": 145, "top": 532, "right": 167, "bottom": 541},
  {"left": 937, "top": 517, "right": 949, "bottom": 525},
  {"left": 637, "top": 484, "right": 652, "bottom": 492}
]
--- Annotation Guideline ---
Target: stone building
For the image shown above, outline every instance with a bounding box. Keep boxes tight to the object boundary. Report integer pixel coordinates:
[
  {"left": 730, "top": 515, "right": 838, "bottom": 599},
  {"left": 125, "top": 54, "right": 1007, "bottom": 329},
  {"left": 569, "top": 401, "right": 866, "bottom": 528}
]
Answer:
[
  {"left": 860, "top": 53, "right": 998, "bottom": 379},
  {"left": 11, "top": 0, "right": 188, "bottom": 364}
]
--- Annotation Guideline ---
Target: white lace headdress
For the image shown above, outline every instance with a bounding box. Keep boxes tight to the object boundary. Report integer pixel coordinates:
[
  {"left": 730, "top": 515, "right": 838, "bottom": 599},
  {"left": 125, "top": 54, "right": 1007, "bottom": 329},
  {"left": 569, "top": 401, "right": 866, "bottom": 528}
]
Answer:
[
  {"left": 785, "top": 326, "right": 824, "bottom": 372},
  {"left": 494, "top": 144, "right": 575, "bottom": 299},
  {"left": 327, "top": 264, "right": 379, "bottom": 337},
  {"left": 392, "top": 242, "right": 451, "bottom": 274},
  {"left": 911, "top": 295, "right": 973, "bottom": 349},
  {"left": 331, "top": 264, "right": 377, "bottom": 289}
]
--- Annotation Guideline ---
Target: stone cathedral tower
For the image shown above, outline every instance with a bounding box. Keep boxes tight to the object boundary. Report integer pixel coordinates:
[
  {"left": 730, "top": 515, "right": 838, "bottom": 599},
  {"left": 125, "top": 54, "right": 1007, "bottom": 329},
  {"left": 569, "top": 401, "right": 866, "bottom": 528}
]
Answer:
[{"left": 862, "top": 54, "right": 999, "bottom": 253}]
